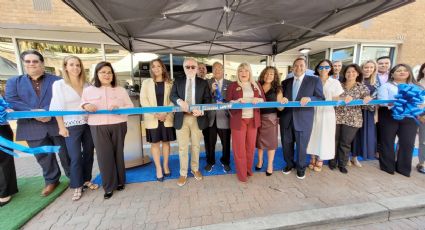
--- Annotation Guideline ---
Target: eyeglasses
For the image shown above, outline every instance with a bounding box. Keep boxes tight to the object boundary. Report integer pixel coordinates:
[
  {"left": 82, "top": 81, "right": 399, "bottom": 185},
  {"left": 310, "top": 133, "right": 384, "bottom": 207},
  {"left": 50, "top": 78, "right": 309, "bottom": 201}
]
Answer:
[
  {"left": 98, "top": 71, "right": 113, "bottom": 75},
  {"left": 318, "top": 66, "right": 331, "bottom": 70},
  {"left": 185, "top": 65, "right": 197, "bottom": 70},
  {"left": 24, "top": 60, "right": 40, "bottom": 64}
]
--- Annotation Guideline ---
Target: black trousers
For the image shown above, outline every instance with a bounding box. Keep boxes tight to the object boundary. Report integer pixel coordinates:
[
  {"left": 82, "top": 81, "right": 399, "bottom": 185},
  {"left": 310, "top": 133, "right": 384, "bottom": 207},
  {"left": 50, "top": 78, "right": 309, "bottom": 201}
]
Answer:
[
  {"left": 203, "top": 120, "right": 231, "bottom": 166},
  {"left": 280, "top": 121, "right": 310, "bottom": 171},
  {"left": 90, "top": 122, "right": 127, "bottom": 193},
  {"left": 332, "top": 124, "right": 359, "bottom": 168},
  {"left": 0, "top": 125, "right": 18, "bottom": 198},
  {"left": 27, "top": 135, "right": 70, "bottom": 185},
  {"left": 378, "top": 107, "right": 417, "bottom": 177}
]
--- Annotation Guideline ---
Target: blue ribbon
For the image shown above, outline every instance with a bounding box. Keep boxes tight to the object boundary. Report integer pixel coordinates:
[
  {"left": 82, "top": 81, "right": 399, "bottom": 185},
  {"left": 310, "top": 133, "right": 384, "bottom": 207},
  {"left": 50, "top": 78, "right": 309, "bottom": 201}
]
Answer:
[
  {"left": 0, "top": 136, "right": 60, "bottom": 158},
  {"left": 391, "top": 84, "right": 425, "bottom": 123},
  {"left": 1, "top": 83, "right": 423, "bottom": 157}
]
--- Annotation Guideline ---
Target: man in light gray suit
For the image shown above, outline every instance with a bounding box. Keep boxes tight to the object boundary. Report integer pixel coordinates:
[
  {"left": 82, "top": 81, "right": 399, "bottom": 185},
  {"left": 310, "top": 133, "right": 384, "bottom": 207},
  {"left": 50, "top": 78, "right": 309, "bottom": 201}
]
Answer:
[{"left": 203, "top": 62, "right": 233, "bottom": 173}]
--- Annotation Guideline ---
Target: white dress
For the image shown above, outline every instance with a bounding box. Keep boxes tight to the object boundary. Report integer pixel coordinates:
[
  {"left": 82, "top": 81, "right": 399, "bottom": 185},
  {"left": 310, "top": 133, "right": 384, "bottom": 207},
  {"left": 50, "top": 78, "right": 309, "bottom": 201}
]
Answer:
[{"left": 307, "top": 78, "right": 344, "bottom": 160}]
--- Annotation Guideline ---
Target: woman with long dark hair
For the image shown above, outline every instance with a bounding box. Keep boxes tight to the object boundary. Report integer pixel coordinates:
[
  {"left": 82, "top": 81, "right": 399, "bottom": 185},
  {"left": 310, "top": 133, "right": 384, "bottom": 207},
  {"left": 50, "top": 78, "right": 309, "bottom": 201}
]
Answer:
[
  {"left": 307, "top": 59, "right": 345, "bottom": 172},
  {"left": 81, "top": 62, "right": 134, "bottom": 199},
  {"left": 377, "top": 64, "right": 421, "bottom": 177},
  {"left": 255, "top": 66, "right": 283, "bottom": 176},
  {"left": 140, "top": 59, "right": 175, "bottom": 181},
  {"left": 331, "top": 64, "right": 373, "bottom": 174}
]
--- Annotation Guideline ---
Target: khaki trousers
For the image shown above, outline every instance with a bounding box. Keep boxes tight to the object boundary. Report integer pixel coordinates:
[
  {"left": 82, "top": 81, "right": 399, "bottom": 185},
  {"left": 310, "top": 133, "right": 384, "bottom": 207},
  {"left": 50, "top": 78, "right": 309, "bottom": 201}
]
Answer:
[{"left": 176, "top": 115, "right": 202, "bottom": 176}]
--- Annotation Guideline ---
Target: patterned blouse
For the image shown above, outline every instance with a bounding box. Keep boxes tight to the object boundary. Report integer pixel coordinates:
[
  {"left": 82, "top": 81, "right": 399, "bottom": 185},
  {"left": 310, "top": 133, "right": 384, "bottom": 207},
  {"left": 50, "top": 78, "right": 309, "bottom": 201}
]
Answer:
[{"left": 336, "top": 82, "right": 371, "bottom": 128}]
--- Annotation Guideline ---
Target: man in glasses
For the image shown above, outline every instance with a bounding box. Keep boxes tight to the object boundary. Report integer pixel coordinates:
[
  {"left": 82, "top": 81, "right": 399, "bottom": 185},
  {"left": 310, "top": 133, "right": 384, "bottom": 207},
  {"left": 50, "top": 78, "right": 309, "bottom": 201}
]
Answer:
[
  {"left": 332, "top": 60, "right": 343, "bottom": 82},
  {"left": 203, "top": 62, "right": 233, "bottom": 173},
  {"left": 5, "top": 50, "right": 70, "bottom": 196},
  {"left": 170, "top": 57, "right": 212, "bottom": 186}
]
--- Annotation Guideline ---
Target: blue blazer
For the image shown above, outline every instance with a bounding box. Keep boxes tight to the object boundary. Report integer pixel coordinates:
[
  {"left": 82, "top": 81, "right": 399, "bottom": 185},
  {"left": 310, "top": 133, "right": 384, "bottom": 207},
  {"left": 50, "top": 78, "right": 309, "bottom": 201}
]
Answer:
[
  {"left": 5, "top": 73, "right": 61, "bottom": 141},
  {"left": 279, "top": 75, "right": 324, "bottom": 132}
]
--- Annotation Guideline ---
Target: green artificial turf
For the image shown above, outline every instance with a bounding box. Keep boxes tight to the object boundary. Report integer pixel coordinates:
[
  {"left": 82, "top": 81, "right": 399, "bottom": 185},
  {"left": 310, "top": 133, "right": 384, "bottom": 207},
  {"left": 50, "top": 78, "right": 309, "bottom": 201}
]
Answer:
[{"left": 0, "top": 176, "right": 68, "bottom": 230}]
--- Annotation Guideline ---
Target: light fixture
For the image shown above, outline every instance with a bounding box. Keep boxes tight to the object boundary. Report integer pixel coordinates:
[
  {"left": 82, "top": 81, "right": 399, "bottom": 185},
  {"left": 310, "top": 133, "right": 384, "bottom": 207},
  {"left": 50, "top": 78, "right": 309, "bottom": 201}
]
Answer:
[{"left": 299, "top": 48, "right": 311, "bottom": 54}]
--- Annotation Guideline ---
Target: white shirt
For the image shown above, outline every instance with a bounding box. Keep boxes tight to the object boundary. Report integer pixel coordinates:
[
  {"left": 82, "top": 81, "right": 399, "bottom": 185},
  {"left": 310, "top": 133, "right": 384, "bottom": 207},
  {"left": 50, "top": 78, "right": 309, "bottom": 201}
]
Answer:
[
  {"left": 50, "top": 79, "right": 88, "bottom": 127},
  {"left": 184, "top": 76, "right": 196, "bottom": 103},
  {"left": 377, "top": 81, "right": 398, "bottom": 100}
]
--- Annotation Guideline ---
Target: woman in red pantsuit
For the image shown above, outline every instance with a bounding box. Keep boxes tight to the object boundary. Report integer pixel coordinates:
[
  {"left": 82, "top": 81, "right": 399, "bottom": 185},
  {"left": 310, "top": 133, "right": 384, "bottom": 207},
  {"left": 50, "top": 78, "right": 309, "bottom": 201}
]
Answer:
[{"left": 226, "top": 63, "right": 265, "bottom": 182}]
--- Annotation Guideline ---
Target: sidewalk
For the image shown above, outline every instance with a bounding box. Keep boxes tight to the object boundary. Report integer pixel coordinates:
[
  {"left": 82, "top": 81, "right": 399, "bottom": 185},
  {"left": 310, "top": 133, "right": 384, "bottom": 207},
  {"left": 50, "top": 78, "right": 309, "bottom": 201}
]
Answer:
[{"left": 17, "top": 156, "right": 425, "bottom": 230}]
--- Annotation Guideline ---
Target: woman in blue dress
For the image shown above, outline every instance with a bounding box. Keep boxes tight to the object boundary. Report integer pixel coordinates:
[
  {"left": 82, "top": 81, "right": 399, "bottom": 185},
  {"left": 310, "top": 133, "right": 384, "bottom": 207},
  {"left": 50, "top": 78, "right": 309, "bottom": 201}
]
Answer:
[{"left": 351, "top": 60, "right": 378, "bottom": 166}]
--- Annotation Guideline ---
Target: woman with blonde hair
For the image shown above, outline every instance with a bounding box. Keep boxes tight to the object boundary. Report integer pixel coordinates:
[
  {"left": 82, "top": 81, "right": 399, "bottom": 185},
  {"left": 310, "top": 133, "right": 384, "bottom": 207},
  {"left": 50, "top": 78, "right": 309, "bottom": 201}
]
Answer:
[
  {"left": 140, "top": 59, "right": 175, "bottom": 181},
  {"left": 351, "top": 60, "right": 378, "bottom": 165},
  {"left": 50, "top": 55, "right": 97, "bottom": 201},
  {"left": 226, "top": 63, "right": 265, "bottom": 182}
]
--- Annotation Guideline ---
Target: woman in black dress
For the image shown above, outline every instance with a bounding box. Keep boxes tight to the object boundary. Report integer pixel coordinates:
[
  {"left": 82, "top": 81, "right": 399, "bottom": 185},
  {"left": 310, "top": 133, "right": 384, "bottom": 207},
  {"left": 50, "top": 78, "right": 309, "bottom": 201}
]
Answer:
[
  {"left": 140, "top": 59, "right": 176, "bottom": 181},
  {"left": 0, "top": 96, "right": 18, "bottom": 207}
]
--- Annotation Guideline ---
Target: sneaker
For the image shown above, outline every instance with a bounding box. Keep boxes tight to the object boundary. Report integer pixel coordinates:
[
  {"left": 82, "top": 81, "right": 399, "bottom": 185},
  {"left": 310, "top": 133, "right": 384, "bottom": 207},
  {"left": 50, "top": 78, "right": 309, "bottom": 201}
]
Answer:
[
  {"left": 282, "top": 166, "right": 293, "bottom": 175},
  {"left": 191, "top": 170, "right": 203, "bottom": 181},
  {"left": 177, "top": 176, "right": 187, "bottom": 187},
  {"left": 339, "top": 167, "right": 348, "bottom": 174},
  {"left": 222, "top": 164, "right": 231, "bottom": 173},
  {"left": 351, "top": 157, "right": 362, "bottom": 167},
  {"left": 296, "top": 170, "right": 305, "bottom": 180},
  {"left": 204, "top": 164, "right": 214, "bottom": 172}
]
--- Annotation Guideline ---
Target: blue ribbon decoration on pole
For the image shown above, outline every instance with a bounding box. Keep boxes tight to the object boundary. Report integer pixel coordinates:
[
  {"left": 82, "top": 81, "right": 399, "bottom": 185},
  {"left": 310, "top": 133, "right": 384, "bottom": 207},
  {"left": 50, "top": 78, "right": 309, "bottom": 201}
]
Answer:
[{"left": 1, "top": 83, "right": 424, "bottom": 157}]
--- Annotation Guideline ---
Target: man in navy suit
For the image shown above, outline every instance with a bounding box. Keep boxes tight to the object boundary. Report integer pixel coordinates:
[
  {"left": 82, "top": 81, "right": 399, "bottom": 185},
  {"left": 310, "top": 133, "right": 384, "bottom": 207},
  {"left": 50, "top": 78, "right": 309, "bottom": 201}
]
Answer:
[
  {"left": 279, "top": 57, "right": 325, "bottom": 179},
  {"left": 5, "top": 50, "right": 70, "bottom": 196}
]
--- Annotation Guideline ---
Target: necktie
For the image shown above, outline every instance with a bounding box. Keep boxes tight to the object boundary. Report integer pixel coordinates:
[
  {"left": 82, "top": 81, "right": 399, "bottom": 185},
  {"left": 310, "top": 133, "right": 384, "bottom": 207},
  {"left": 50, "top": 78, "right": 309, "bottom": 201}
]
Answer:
[
  {"left": 293, "top": 78, "right": 301, "bottom": 100},
  {"left": 186, "top": 78, "right": 192, "bottom": 105}
]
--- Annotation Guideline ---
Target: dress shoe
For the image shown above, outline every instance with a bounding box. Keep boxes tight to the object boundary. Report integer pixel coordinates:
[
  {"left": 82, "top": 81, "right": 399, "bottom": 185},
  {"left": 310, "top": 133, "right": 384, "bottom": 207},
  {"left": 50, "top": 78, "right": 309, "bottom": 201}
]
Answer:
[
  {"left": 104, "top": 192, "right": 113, "bottom": 199},
  {"left": 339, "top": 167, "right": 348, "bottom": 174},
  {"left": 0, "top": 196, "right": 12, "bottom": 207},
  {"left": 117, "top": 185, "right": 125, "bottom": 191},
  {"left": 157, "top": 176, "right": 164, "bottom": 182},
  {"left": 41, "top": 181, "right": 60, "bottom": 197},
  {"left": 191, "top": 170, "right": 203, "bottom": 181},
  {"left": 417, "top": 163, "right": 425, "bottom": 174},
  {"left": 177, "top": 176, "right": 187, "bottom": 187}
]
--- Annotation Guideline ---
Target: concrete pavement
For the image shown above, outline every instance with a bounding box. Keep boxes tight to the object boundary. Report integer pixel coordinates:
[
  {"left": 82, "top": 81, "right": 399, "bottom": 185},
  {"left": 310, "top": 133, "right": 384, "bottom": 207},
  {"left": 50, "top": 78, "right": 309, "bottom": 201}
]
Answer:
[{"left": 16, "top": 156, "right": 425, "bottom": 230}]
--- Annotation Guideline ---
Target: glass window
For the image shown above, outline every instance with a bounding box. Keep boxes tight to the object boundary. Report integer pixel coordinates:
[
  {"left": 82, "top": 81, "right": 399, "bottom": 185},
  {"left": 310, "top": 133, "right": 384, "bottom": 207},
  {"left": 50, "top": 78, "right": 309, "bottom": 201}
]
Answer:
[
  {"left": 360, "top": 46, "right": 395, "bottom": 64},
  {"left": 17, "top": 39, "right": 102, "bottom": 80},
  {"left": 0, "top": 37, "right": 18, "bottom": 95},
  {"left": 331, "top": 47, "right": 355, "bottom": 66},
  {"left": 308, "top": 51, "right": 326, "bottom": 70}
]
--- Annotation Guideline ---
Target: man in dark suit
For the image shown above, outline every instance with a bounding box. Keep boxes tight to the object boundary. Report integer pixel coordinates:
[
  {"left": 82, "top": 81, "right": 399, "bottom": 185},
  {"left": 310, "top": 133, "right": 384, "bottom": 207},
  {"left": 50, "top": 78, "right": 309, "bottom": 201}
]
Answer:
[
  {"left": 170, "top": 57, "right": 211, "bottom": 187},
  {"left": 280, "top": 57, "right": 325, "bottom": 179},
  {"left": 204, "top": 62, "right": 232, "bottom": 173},
  {"left": 5, "top": 50, "right": 70, "bottom": 196}
]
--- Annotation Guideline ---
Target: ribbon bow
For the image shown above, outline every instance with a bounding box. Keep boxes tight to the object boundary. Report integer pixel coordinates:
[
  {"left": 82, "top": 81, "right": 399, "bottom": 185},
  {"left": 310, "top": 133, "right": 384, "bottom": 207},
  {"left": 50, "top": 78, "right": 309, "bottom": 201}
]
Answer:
[{"left": 391, "top": 84, "right": 425, "bottom": 123}]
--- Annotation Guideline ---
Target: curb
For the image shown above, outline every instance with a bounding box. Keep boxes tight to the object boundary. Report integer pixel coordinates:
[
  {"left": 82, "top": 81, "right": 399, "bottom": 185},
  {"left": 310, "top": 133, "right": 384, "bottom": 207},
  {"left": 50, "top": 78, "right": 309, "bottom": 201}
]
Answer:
[{"left": 184, "top": 193, "right": 425, "bottom": 230}]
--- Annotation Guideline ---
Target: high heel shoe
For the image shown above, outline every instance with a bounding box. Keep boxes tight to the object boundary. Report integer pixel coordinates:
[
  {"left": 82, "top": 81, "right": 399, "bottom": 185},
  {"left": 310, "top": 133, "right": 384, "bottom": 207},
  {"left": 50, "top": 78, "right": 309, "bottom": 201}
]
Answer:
[
  {"left": 164, "top": 171, "right": 171, "bottom": 177},
  {"left": 255, "top": 163, "right": 263, "bottom": 171},
  {"left": 157, "top": 176, "right": 164, "bottom": 182},
  {"left": 265, "top": 171, "right": 273, "bottom": 176}
]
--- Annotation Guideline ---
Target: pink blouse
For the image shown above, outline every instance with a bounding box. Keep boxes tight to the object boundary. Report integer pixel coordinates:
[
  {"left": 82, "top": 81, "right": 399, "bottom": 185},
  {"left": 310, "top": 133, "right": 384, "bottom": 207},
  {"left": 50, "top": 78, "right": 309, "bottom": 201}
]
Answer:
[{"left": 81, "top": 86, "right": 134, "bottom": 126}]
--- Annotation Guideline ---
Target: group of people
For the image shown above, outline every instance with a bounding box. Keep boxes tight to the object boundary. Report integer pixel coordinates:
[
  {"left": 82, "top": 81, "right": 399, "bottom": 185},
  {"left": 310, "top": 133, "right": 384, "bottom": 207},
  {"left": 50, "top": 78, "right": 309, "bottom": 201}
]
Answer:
[{"left": 1, "top": 50, "right": 424, "bottom": 207}]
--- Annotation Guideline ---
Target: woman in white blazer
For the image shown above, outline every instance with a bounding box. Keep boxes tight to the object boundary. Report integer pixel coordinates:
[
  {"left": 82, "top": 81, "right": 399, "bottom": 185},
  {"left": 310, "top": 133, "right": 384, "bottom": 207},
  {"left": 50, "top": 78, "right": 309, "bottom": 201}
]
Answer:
[{"left": 140, "top": 59, "right": 175, "bottom": 181}]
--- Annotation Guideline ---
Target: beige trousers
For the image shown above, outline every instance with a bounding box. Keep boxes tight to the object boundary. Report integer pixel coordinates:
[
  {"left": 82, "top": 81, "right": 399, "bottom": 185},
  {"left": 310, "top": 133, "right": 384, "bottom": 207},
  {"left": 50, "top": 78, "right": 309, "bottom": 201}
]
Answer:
[{"left": 176, "top": 115, "right": 202, "bottom": 176}]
